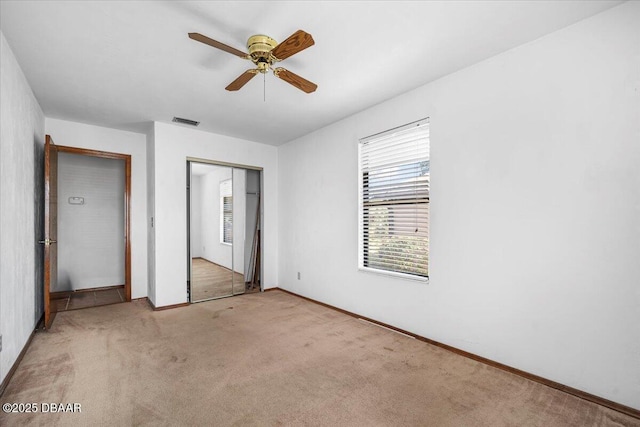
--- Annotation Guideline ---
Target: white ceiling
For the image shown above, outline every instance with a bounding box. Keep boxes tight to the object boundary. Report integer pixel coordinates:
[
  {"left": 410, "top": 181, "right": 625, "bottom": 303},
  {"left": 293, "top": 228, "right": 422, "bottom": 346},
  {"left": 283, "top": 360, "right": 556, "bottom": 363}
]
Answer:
[{"left": 0, "top": 1, "right": 622, "bottom": 145}]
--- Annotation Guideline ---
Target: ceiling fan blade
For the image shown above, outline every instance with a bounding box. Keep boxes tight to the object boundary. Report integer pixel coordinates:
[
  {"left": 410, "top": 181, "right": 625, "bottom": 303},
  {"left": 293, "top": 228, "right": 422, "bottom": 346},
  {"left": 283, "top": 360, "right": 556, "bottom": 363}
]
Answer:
[
  {"left": 226, "top": 70, "right": 258, "bottom": 91},
  {"left": 188, "top": 33, "right": 248, "bottom": 59},
  {"left": 273, "top": 68, "right": 317, "bottom": 93},
  {"left": 270, "top": 30, "right": 315, "bottom": 61}
]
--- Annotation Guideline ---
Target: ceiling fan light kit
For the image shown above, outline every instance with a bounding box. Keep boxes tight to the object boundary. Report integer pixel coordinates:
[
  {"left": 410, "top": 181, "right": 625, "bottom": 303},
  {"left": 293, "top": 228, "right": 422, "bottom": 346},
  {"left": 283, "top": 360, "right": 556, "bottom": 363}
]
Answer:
[{"left": 189, "top": 30, "right": 317, "bottom": 94}]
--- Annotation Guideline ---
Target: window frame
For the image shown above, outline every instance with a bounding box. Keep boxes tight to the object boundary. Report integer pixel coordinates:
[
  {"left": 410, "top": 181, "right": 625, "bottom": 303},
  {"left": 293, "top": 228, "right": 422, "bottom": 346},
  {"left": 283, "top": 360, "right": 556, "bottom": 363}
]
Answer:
[{"left": 357, "top": 118, "right": 430, "bottom": 283}]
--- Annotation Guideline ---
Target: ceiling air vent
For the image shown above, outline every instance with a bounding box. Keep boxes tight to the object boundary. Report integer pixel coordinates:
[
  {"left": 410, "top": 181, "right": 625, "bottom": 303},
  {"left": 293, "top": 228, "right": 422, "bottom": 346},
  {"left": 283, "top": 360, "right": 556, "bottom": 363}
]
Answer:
[{"left": 172, "top": 117, "right": 200, "bottom": 126}]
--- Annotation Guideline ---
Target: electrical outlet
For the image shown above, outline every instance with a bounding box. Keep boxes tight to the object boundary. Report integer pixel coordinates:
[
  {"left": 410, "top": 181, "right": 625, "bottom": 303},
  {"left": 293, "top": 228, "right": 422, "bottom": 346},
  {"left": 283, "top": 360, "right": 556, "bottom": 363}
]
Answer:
[{"left": 297, "top": 272, "right": 300, "bottom": 280}]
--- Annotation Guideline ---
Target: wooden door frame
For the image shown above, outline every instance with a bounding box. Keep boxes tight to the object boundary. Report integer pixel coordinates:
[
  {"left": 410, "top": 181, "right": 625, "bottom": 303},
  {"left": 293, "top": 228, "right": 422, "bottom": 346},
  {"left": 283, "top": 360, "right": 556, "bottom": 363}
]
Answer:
[
  {"left": 55, "top": 145, "right": 132, "bottom": 301},
  {"left": 44, "top": 136, "right": 58, "bottom": 329}
]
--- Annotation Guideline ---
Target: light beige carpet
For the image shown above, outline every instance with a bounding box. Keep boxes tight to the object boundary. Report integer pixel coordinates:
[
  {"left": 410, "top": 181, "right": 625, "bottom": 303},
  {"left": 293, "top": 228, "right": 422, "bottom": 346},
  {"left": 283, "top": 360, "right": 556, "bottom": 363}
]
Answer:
[{"left": 1, "top": 290, "right": 638, "bottom": 426}]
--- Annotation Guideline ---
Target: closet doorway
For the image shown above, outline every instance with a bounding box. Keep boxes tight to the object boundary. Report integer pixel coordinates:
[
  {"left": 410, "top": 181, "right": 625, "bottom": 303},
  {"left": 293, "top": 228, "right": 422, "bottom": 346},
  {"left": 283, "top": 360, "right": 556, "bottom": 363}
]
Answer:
[
  {"left": 187, "top": 160, "right": 262, "bottom": 303},
  {"left": 43, "top": 136, "right": 131, "bottom": 328}
]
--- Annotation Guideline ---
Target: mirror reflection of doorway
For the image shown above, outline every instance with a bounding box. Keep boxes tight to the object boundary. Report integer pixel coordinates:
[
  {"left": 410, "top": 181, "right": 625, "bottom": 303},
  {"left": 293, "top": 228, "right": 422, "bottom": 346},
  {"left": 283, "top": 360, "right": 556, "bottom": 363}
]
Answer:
[{"left": 188, "top": 161, "right": 261, "bottom": 302}]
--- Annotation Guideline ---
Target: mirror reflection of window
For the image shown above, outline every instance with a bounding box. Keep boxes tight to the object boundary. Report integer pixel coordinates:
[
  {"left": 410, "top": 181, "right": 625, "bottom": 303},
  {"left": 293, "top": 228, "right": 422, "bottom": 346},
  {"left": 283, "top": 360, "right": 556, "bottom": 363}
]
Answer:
[{"left": 220, "top": 179, "right": 233, "bottom": 244}]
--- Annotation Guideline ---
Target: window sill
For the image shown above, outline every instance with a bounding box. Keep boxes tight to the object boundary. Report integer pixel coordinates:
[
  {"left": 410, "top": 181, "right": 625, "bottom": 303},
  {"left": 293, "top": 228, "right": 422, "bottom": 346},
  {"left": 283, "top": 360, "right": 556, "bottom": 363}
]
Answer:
[
  {"left": 220, "top": 242, "right": 232, "bottom": 246},
  {"left": 358, "top": 266, "right": 429, "bottom": 283}
]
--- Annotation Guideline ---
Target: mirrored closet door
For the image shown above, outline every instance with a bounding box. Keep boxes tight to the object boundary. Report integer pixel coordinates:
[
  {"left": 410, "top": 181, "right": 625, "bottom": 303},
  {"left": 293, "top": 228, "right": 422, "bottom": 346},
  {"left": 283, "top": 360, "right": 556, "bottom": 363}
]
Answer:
[{"left": 188, "top": 161, "right": 261, "bottom": 303}]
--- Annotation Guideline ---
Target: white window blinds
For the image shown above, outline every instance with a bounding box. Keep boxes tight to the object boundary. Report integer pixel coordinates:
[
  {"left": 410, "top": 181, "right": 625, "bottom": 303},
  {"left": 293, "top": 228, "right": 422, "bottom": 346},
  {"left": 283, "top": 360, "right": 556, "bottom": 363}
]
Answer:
[
  {"left": 220, "top": 179, "right": 233, "bottom": 244},
  {"left": 359, "top": 119, "right": 430, "bottom": 279}
]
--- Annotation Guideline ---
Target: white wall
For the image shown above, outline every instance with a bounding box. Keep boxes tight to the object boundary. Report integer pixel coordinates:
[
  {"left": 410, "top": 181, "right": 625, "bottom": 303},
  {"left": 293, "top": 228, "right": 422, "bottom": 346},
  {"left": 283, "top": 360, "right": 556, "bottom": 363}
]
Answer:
[
  {"left": 0, "top": 31, "right": 45, "bottom": 386},
  {"left": 277, "top": 2, "right": 640, "bottom": 410},
  {"left": 151, "top": 122, "right": 277, "bottom": 307},
  {"left": 56, "top": 153, "right": 125, "bottom": 291},
  {"left": 45, "top": 118, "right": 148, "bottom": 299}
]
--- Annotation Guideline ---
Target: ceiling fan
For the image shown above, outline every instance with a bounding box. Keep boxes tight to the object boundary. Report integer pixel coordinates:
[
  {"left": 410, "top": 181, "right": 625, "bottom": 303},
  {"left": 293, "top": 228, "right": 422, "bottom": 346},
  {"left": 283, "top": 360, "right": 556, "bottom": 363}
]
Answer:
[{"left": 188, "top": 30, "right": 317, "bottom": 94}]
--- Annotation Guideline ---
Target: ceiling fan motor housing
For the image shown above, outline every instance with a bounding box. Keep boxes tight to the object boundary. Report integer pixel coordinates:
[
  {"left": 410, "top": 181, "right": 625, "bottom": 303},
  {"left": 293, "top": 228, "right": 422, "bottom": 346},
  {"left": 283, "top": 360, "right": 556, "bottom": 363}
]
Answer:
[{"left": 247, "top": 35, "right": 278, "bottom": 72}]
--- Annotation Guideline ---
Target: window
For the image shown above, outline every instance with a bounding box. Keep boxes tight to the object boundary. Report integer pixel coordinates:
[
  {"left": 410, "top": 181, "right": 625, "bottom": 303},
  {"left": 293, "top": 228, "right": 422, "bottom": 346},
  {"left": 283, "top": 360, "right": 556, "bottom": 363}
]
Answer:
[
  {"left": 358, "top": 119, "right": 430, "bottom": 279},
  {"left": 220, "top": 179, "right": 232, "bottom": 244}
]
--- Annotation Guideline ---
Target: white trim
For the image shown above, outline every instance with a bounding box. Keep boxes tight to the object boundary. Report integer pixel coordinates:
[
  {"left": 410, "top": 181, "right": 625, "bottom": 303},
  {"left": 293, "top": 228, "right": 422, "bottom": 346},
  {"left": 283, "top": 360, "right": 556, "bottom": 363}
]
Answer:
[
  {"left": 357, "top": 141, "right": 365, "bottom": 271},
  {"left": 358, "top": 266, "right": 429, "bottom": 283}
]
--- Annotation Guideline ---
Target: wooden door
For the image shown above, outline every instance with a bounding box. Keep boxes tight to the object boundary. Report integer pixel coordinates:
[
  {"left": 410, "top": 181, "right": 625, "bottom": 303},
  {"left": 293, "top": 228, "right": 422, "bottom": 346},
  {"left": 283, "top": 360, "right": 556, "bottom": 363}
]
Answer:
[{"left": 43, "top": 135, "right": 58, "bottom": 329}]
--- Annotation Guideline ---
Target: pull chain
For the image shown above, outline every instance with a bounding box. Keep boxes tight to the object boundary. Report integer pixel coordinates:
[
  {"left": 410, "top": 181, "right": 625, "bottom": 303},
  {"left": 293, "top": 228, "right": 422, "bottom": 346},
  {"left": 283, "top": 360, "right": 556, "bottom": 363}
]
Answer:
[{"left": 263, "top": 72, "right": 266, "bottom": 102}]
